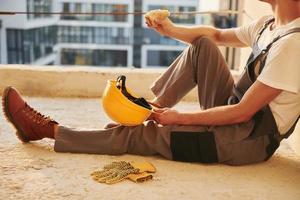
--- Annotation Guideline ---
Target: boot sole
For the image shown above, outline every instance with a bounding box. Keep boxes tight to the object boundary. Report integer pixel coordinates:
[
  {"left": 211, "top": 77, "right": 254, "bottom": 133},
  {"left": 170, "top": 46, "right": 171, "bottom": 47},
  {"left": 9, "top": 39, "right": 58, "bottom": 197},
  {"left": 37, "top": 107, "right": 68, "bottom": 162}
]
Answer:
[{"left": 2, "top": 86, "right": 30, "bottom": 143}]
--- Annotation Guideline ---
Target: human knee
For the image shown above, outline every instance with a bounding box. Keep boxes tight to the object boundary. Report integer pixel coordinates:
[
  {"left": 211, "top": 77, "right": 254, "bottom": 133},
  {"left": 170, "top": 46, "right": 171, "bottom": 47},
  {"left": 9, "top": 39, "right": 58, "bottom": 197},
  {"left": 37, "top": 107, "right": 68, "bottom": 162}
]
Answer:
[
  {"left": 190, "top": 36, "right": 216, "bottom": 48},
  {"left": 189, "top": 37, "right": 220, "bottom": 61}
]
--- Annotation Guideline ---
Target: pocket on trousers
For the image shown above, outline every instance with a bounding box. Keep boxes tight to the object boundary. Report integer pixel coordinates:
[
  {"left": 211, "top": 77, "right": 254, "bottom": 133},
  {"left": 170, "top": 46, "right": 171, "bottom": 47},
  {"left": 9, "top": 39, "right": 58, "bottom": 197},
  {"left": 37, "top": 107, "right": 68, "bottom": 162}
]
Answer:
[{"left": 170, "top": 131, "right": 218, "bottom": 163}]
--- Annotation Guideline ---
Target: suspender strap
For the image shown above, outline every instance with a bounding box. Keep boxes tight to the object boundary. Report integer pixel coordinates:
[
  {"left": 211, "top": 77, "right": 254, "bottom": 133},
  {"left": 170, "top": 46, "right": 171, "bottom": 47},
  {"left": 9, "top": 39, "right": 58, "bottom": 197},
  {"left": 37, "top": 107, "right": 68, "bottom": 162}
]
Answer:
[
  {"left": 254, "top": 25, "right": 300, "bottom": 140},
  {"left": 262, "top": 28, "right": 300, "bottom": 139},
  {"left": 264, "top": 27, "right": 300, "bottom": 51},
  {"left": 255, "top": 17, "right": 275, "bottom": 43},
  {"left": 257, "top": 27, "right": 300, "bottom": 78},
  {"left": 279, "top": 27, "right": 300, "bottom": 37}
]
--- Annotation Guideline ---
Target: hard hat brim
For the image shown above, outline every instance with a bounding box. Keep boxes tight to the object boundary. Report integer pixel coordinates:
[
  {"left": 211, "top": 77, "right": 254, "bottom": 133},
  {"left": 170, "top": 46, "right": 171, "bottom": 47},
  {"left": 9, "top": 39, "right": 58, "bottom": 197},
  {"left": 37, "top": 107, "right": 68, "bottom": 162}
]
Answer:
[{"left": 102, "top": 80, "right": 152, "bottom": 126}]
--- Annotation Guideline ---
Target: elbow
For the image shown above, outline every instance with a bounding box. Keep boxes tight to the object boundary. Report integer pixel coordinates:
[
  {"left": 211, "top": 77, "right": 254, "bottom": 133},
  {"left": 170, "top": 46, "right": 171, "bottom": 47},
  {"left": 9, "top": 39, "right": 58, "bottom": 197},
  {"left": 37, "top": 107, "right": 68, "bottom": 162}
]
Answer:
[
  {"left": 233, "top": 104, "right": 254, "bottom": 124},
  {"left": 192, "top": 28, "right": 222, "bottom": 45},
  {"left": 213, "top": 29, "right": 223, "bottom": 45},
  {"left": 237, "top": 113, "right": 253, "bottom": 123}
]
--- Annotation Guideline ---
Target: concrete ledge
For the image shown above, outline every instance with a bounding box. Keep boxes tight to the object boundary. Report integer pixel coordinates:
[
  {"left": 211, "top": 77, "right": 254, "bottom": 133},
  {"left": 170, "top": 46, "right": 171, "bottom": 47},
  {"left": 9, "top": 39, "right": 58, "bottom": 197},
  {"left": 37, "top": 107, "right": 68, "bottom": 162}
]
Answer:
[
  {"left": 0, "top": 65, "right": 200, "bottom": 101},
  {"left": 0, "top": 65, "right": 241, "bottom": 101},
  {"left": 0, "top": 65, "right": 165, "bottom": 99},
  {"left": 0, "top": 65, "right": 299, "bottom": 156}
]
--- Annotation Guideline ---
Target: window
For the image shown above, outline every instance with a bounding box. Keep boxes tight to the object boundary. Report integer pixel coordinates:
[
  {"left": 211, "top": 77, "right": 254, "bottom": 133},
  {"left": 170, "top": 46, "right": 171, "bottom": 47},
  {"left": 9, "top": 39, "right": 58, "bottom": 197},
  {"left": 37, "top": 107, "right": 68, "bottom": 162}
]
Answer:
[
  {"left": 60, "top": 3, "right": 129, "bottom": 22},
  {"left": 61, "top": 49, "right": 127, "bottom": 67},
  {"left": 3, "top": 0, "right": 240, "bottom": 69},
  {"left": 147, "top": 50, "right": 181, "bottom": 67},
  {"left": 57, "top": 26, "right": 132, "bottom": 45},
  {"left": 27, "top": 0, "right": 52, "bottom": 19},
  {"left": 7, "top": 29, "right": 23, "bottom": 64},
  {"left": 7, "top": 26, "right": 56, "bottom": 64},
  {"left": 148, "top": 5, "right": 196, "bottom": 24}
]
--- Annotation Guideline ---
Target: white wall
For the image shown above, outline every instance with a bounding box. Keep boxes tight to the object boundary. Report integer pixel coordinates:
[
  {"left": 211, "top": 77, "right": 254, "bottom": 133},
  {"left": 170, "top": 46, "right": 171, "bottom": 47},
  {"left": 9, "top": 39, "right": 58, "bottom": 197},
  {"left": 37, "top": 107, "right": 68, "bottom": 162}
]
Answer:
[{"left": 199, "top": 0, "right": 220, "bottom": 11}]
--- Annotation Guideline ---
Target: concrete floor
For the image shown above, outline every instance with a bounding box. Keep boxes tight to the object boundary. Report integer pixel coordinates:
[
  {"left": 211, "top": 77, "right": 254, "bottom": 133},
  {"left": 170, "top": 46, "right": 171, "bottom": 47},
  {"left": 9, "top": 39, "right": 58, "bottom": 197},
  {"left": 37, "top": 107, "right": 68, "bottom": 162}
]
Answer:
[{"left": 1, "top": 97, "right": 300, "bottom": 200}]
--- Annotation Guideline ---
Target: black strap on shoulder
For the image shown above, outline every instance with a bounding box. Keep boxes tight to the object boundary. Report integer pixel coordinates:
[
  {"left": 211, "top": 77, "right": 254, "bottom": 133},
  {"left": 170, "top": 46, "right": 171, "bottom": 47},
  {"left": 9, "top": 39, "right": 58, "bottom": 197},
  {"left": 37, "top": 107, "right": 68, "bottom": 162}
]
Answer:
[
  {"left": 264, "top": 27, "right": 300, "bottom": 51},
  {"left": 257, "top": 27, "right": 300, "bottom": 75},
  {"left": 255, "top": 17, "right": 275, "bottom": 43},
  {"left": 255, "top": 27, "right": 300, "bottom": 140}
]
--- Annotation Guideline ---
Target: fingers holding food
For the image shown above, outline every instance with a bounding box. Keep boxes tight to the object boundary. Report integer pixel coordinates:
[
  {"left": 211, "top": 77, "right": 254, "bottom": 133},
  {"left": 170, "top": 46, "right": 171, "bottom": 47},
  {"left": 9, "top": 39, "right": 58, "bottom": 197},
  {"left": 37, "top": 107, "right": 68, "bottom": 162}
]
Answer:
[{"left": 145, "top": 9, "right": 170, "bottom": 27}]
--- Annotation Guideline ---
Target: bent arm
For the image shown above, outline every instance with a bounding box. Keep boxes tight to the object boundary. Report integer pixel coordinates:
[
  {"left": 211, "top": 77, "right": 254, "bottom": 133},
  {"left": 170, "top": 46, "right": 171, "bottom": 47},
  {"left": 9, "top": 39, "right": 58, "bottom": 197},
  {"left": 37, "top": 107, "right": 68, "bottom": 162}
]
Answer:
[
  {"left": 154, "top": 81, "right": 282, "bottom": 126},
  {"left": 179, "top": 81, "right": 282, "bottom": 125},
  {"left": 168, "top": 25, "right": 246, "bottom": 47},
  {"left": 146, "top": 17, "right": 247, "bottom": 47}
]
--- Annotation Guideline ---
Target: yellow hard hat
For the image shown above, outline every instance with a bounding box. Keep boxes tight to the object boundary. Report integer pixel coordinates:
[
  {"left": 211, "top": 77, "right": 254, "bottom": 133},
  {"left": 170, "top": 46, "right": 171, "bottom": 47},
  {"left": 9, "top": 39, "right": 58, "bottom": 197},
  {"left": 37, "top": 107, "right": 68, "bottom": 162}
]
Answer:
[{"left": 102, "top": 75, "right": 152, "bottom": 126}]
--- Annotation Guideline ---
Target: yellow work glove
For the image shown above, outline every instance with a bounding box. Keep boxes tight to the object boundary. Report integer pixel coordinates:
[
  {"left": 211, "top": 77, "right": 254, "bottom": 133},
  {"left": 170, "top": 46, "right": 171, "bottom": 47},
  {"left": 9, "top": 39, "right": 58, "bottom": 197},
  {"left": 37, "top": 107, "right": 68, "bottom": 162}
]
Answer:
[{"left": 91, "top": 161, "right": 156, "bottom": 184}]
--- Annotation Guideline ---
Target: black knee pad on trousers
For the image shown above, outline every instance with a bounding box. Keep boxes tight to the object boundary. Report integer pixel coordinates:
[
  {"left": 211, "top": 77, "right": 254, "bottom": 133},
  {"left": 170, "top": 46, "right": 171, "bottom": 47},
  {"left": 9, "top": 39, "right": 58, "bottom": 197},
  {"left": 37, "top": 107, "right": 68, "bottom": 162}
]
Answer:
[{"left": 170, "top": 131, "right": 218, "bottom": 163}]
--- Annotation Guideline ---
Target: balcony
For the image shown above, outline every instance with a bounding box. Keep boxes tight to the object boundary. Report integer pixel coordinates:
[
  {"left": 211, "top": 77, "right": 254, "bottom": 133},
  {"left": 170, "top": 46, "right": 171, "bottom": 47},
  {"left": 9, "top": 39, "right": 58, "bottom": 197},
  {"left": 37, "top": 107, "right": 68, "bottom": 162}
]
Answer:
[
  {"left": 0, "top": 64, "right": 299, "bottom": 199},
  {"left": 1, "top": 0, "right": 300, "bottom": 198}
]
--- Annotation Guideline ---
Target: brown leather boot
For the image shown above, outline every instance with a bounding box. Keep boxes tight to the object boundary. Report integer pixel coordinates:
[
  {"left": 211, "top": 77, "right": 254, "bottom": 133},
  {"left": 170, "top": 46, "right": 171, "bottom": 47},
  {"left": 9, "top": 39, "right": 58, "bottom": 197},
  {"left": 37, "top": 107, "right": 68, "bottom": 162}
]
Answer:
[{"left": 2, "top": 86, "right": 58, "bottom": 142}]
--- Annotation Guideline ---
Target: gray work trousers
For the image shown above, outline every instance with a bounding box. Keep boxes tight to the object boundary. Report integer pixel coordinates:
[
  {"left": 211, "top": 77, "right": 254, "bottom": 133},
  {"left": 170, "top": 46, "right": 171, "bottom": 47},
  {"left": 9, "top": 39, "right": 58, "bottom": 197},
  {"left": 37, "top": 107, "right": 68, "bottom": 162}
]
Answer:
[{"left": 54, "top": 37, "right": 271, "bottom": 166}]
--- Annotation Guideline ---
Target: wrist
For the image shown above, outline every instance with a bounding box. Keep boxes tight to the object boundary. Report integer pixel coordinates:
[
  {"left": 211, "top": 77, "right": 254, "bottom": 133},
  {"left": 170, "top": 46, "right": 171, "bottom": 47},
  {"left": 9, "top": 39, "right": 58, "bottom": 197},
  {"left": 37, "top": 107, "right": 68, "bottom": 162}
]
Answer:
[
  {"left": 177, "top": 112, "right": 188, "bottom": 125},
  {"left": 164, "top": 22, "right": 176, "bottom": 37},
  {"left": 169, "top": 24, "right": 177, "bottom": 35}
]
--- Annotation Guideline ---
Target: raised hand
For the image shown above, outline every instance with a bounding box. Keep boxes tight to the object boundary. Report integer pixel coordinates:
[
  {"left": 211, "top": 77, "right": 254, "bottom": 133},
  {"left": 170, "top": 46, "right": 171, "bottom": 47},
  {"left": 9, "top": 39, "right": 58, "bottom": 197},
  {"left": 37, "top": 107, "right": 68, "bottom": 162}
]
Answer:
[{"left": 145, "top": 9, "right": 174, "bottom": 36}]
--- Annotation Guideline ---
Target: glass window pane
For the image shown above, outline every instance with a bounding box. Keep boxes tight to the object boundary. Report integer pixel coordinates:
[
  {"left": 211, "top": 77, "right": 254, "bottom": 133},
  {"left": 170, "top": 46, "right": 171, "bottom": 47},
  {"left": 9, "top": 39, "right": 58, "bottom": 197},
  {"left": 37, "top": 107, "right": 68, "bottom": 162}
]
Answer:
[{"left": 147, "top": 50, "right": 181, "bottom": 66}]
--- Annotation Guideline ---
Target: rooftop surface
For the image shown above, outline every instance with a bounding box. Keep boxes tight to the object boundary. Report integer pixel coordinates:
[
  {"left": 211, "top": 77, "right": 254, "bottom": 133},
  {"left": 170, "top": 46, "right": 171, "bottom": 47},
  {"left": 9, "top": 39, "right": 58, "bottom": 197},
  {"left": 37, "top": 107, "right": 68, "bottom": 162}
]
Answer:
[{"left": 1, "top": 97, "right": 300, "bottom": 200}]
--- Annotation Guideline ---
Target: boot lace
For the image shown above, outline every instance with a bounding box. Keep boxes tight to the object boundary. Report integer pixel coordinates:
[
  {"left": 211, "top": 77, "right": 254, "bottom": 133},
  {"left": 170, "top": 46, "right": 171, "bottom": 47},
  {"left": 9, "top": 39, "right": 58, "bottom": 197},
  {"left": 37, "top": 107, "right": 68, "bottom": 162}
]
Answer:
[{"left": 22, "top": 103, "right": 56, "bottom": 126}]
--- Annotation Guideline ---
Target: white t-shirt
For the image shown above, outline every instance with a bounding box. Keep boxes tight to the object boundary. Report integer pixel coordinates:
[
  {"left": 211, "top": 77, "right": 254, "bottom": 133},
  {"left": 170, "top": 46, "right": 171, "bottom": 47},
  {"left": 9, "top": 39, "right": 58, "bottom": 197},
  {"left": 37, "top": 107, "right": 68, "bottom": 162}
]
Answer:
[{"left": 234, "top": 16, "right": 300, "bottom": 134}]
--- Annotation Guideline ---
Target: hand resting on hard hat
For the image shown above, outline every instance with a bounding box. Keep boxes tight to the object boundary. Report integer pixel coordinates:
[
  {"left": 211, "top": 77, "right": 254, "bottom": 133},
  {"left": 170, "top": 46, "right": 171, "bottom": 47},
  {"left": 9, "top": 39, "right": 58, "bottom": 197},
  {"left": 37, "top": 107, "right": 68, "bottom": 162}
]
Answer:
[
  {"left": 152, "top": 108, "right": 181, "bottom": 125},
  {"left": 103, "top": 104, "right": 168, "bottom": 129},
  {"left": 103, "top": 108, "right": 178, "bottom": 128}
]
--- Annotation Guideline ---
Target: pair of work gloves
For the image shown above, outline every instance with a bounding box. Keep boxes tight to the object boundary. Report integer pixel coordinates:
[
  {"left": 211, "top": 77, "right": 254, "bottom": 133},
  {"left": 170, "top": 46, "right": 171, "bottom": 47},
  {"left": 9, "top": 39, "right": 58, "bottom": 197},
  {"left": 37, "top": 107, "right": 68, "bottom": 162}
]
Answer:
[{"left": 91, "top": 161, "right": 156, "bottom": 184}]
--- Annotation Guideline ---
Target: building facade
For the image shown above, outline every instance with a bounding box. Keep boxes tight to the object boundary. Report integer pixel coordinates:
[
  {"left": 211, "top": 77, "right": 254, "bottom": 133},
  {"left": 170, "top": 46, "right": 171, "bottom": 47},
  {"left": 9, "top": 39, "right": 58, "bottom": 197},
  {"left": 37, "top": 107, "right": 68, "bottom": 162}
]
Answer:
[
  {"left": 55, "top": 0, "right": 134, "bottom": 67},
  {"left": 0, "top": 0, "right": 239, "bottom": 68},
  {"left": 0, "top": 0, "right": 58, "bottom": 65}
]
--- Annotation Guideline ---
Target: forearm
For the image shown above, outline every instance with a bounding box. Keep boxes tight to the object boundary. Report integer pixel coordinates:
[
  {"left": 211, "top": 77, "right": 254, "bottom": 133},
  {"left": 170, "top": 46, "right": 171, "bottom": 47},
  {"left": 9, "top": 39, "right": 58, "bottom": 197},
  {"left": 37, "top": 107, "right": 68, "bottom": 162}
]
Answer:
[
  {"left": 178, "top": 104, "right": 251, "bottom": 126},
  {"left": 167, "top": 24, "right": 220, "bottom": 44},
  {"left": 177, "top": 81, "right": 283, "bottom": 126}
]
